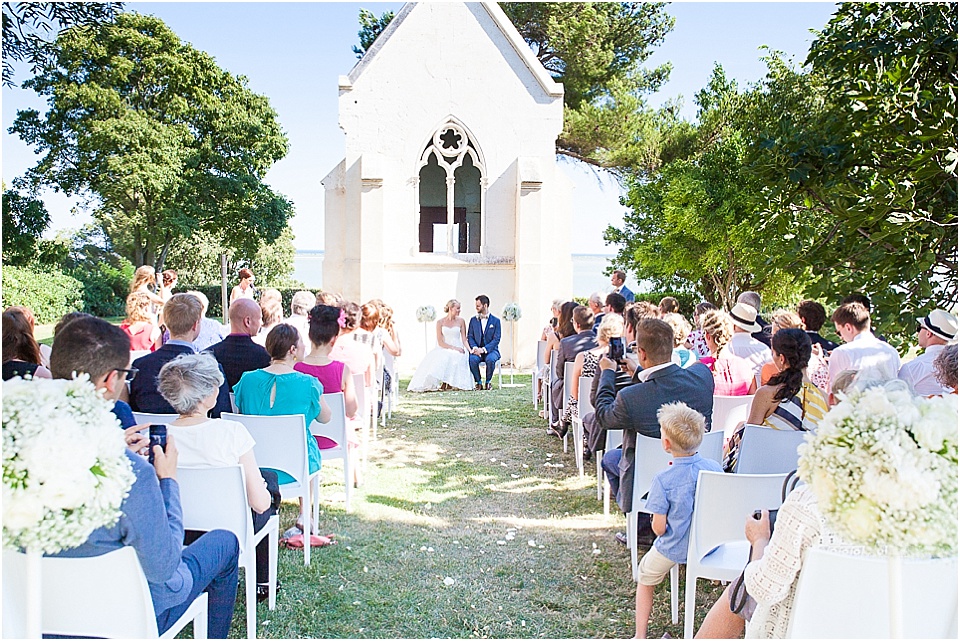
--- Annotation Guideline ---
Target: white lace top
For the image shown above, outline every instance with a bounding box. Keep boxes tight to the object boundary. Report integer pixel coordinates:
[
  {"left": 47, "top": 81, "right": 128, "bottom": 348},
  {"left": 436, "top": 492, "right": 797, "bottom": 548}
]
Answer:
[{"left": 744, "top": 485, "right": 861, "bottom": 639}]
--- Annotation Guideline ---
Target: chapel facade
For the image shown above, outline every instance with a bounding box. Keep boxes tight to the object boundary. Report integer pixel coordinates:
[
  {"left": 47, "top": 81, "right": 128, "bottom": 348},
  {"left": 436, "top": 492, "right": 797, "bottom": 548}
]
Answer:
[{"left": 322, "top": 2, "right": 573, "bottom": 368}]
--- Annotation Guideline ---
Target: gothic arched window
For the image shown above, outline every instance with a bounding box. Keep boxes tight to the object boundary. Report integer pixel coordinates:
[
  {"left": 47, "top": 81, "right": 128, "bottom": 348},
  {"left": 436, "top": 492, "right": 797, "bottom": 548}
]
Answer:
[{"left": 417, "top": 121, "right": 485, "bottom": 254}]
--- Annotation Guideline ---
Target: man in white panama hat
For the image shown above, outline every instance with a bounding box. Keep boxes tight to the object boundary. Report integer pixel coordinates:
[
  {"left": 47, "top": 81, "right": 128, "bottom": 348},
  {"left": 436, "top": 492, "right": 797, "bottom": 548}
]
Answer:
[
  {"left": 726, "top": 301, "right": 772, "bottom": 382},
  {"left": 899, "top": 308, "right": 958, "bottom": 395}
]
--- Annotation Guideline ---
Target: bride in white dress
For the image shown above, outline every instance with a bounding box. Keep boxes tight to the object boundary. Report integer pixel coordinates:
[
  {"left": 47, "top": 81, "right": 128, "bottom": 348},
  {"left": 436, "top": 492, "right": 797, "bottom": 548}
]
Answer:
[{"left": 408, "top": 299, "right": 475, "bottom": 392}]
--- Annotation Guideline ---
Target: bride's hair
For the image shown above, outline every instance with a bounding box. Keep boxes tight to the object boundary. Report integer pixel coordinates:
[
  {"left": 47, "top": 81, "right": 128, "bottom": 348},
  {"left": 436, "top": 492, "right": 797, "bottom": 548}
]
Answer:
[
  {"left": 443, "top": 299, "right": 460, "bottom": 313},
  {"left": 307, "top": 305, "right": 341, "bottom": 346}
]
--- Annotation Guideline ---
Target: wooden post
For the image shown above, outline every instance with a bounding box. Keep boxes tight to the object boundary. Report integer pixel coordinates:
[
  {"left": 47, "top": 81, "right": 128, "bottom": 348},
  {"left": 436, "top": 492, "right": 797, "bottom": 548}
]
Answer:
[{"left": 220, "top": 253, "right": 229, "bottom": 324}]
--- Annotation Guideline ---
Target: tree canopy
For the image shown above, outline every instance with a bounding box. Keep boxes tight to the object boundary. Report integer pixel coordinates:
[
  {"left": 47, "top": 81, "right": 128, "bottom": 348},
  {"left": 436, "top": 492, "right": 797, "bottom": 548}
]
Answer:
[
  {"left": 353, "top": 9, "right": 394, "bottom": 58},
  {"left": 2, "top": 186, "right": 50, "bottom": 265},
  {"left": 10, "top": 12, "right": 293, "bottom": 272}
]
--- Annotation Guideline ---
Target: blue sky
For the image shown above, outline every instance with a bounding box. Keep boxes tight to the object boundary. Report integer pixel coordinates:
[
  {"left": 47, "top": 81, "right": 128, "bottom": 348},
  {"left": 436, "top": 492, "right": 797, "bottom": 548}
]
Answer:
[{"left": 2, "top": 1, "right": 838, "bottom": 254}]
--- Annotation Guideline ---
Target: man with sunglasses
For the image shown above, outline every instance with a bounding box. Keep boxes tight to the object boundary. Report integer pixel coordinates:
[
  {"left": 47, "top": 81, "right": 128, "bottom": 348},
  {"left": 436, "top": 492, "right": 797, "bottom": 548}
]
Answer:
[{"left": 50, "top": 314, "right": 140, "bottom": 428}]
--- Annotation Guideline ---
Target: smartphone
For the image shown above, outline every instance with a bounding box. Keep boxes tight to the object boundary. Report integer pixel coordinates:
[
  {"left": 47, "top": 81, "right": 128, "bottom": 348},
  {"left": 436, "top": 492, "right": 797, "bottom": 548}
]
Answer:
[
  {"left": 608, "top": 337, "right": 625, "bottom": 362},
  {"left": 148, "top": 424, "right": 167, "bottom": 465}
]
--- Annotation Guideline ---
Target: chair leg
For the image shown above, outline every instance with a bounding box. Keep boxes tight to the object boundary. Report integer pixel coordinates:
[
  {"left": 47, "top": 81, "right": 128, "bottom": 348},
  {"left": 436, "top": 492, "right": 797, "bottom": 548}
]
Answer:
[
  {"left": 684, "top": 572, "right": 697, "bottom": 638},
  {"left": 603, "top": 474, "right": 611, "bottom": 516},
  {"left": 245, "top": 561, "right": 257, "bottom": 639},
  {"left": 596, "top": 451, "right": 604, "bottom": 501},
  {"left": 573, "top": 418, "right": 584, "bottom": 477},
  {"left": 193, "top": 595, "right": 208, "bottom": 639},
  {"left": 670, "top": 563, "right": 679, "bottom": 625},
  {"left": 628, "top": 511, "right": 639, "bottom": 581},
  {"left": 302, "top": 490, "right": 311, "bottom": 567},
  {"left": 268, "top": 521, "right": 278, "bottom": 611},
  {"left": 344, "top": 451, "right": 353, "bottom": 513}
]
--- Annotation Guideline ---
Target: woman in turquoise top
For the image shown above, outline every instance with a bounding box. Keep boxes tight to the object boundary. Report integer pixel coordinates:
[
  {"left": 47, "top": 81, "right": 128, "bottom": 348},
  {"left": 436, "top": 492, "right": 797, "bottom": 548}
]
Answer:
[{"left": 234, "top": 324, "right": 331, "bottom": 482}]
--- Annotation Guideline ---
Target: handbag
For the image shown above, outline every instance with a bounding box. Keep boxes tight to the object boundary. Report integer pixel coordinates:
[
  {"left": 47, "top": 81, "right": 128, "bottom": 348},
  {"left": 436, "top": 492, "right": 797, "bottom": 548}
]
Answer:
[{"left": 728, "top": 470, "right": 802, "bottom": 617}]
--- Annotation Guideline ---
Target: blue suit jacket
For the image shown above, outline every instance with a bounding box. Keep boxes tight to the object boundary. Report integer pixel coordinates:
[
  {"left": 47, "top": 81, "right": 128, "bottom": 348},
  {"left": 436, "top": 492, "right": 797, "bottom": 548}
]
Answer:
[
  {"left": 618, "top": 285, "right": 635, "bottom": 302},
  {"left": 130, "top": 343, "right": 231, "bottom": 417},
  {"left": 593, "top": 362, "right": 714, "bottom": 512},
  {"left": 467, "top": 315, "right": 501, "bottom": 356}
]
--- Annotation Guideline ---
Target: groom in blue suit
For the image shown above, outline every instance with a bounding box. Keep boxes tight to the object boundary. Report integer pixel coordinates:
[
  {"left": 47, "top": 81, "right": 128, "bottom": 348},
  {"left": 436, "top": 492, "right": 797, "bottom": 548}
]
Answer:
[{"left": 467, "top": 294, "right": 501, "bottom": 390}]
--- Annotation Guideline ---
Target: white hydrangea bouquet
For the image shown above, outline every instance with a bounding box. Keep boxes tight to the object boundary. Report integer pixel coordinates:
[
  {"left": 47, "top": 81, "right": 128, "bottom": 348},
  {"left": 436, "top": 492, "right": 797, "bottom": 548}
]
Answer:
[
  {"left": 3, "top": 376, "right": 136, "bottom": 554},
  {"left": 502, "top": 302, "right": 522, "bottom": 322},
  {"left": 797, "top": 382, "right": 957, "bottom": 556},
  {"left": 415, "top": 305, "right": 437, "bottom": 323}
]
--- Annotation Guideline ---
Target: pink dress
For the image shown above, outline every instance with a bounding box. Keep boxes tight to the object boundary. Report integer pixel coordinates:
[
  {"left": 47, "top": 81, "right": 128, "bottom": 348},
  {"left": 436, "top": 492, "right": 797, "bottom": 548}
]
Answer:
[
  {"left": 331, "top": 337, "right": 373, "bottom": 386},
  {"left": 705, "top": 349, "right": 755, "bottom": 396},
  {"left": 121, "top": 321, "right": 157, "bottom": 351},
  {"left": 294, "top": 360, "right": 360, "bottom": 447}
]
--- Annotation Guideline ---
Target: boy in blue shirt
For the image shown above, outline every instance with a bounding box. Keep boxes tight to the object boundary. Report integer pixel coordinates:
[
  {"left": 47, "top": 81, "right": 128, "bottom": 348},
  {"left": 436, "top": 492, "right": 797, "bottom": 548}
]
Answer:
[{"left": 635, "top": 401, "right": 722, "bottom": 638}]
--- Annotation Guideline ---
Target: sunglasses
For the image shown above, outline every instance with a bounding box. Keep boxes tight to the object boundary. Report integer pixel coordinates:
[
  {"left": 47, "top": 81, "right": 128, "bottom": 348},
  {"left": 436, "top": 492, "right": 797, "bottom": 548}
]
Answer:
[{"left": 114, "top": 367, "right": 138, "bottom": 382}]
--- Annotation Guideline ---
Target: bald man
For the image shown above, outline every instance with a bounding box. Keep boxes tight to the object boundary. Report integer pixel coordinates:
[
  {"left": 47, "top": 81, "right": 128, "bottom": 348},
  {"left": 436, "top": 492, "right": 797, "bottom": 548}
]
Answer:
[{"left": 205, "top": 297, "right": 270, "bottom": 389}]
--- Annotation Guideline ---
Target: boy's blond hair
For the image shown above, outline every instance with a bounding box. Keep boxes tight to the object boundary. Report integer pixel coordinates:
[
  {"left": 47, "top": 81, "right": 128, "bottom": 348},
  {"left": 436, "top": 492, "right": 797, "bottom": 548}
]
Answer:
[{"left": 657, "top": 401, "right": 706, "bottom": 454}]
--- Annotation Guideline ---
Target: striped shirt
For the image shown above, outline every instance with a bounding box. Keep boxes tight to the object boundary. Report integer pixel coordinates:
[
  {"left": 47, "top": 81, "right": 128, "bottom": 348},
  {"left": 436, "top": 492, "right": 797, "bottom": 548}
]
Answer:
[{"left": 763, "top": 380, "right": 828, "bottom": 432}]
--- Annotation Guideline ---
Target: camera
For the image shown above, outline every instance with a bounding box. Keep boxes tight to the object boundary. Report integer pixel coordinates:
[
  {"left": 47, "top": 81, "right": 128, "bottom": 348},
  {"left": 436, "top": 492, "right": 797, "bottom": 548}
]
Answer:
[
  {"left": 148, "top": 424, "right": 167, "bottom": 465},
  {"left": 607, "top": 337, "right": 625, "bottom": 362}
]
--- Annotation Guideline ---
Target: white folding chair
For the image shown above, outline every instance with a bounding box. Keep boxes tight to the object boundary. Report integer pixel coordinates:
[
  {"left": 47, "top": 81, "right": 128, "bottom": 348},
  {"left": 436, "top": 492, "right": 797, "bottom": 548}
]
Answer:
[
  {"left": 532, "top": 340, "right": 548, "bottom": 407},
  {"left": 229, "top": 392, "right": 239, "bottom": 413},
  {"left": 478, "top": 359, "right": 503, "bottom": 389},
  {"left": 683, "top": 471, "right": 788, "bottom": 638},
  {"left": 571, "top": 375, "right": 594, "bottom": 477},
  {"left": 383, "top": 351, "right": 399, "bottom": 418},
  {"left": 601, "top": 428, "right": 623, "bottom": 511},
  {"left": 699, "top": 430, "right": 724, "bottom": 465},
  {"left": 130, "top": 349, "right": 151, "bottom": 364},
  {"left": 312, "top": 392, "right": 352, "bottom": 513},
  {"left": 560, "top": 361, "right": 576, "bottom": 454},
  {"left": 353, "top": 373, "right": 371, "bottom": 474},
  {"left": 2, "top": 547, "right": 208, "bottom": 639},
  {"left": 735, "top": 425, "right": 808, "bottom": 474},
  {"left": 626, "top": 435, "right": 679, "bottom": 623},
  {"left": 712, "top": 394, "right": 755, "bottom": 441},
  {"left": 132, "top": 412, "right": 179, "bottom": 425},
  {"left": 544, "top": 349, "right": 557, "bottom": 424},
  {"left": 178, "top": 465, "right": 279, "bottom": 639},
  {"left": 221, "top": 412, "right": 319, "bottom": 566},
  {"left": 787, "top": 548, "right": 959, "bottom": 639}
]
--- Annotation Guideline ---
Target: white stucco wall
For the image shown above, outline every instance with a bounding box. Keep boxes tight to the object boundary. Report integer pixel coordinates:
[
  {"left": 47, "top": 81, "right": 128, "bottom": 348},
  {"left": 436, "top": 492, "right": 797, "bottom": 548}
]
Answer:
[{"left": 323, "top": 2, "right": 573, "bottom": 370}]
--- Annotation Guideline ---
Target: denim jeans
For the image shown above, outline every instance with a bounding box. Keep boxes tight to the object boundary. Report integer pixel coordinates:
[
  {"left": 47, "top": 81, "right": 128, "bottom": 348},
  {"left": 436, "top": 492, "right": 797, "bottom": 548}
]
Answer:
[
  {"left": 156, "top": 529, "right": 239, "bottom": 639},
  {"left": 602, "top": 447, "right": 623, "bottom": 511}
]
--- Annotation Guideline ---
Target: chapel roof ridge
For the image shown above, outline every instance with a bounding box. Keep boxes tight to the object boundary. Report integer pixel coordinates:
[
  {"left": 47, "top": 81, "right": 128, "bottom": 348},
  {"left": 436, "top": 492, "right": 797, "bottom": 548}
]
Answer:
[{"left": 342, "top": 2, "right": 563, "bottom": 99}]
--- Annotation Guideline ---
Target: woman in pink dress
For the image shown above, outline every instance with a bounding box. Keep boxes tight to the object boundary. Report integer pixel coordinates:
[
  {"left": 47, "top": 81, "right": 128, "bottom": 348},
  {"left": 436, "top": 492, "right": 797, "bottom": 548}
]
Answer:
[
  {"left": 294, "top": 304, "right": 362, "bottom": 486},
  {"left": 699, "top": 309, "right": 757, "bottom": 396},
  {"left": 120, "top": 291, "right": 161, "bottom": 351}
]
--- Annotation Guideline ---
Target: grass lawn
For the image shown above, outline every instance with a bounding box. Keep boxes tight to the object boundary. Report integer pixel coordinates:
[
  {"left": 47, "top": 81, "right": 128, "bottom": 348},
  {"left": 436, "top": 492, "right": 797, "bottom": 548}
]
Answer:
[{"left": 224, "top": 375, "right": 724, "bottom": 639}]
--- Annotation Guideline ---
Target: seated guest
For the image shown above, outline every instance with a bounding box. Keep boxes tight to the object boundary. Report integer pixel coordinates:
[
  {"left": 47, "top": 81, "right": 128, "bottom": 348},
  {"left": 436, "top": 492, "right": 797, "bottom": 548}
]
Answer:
[
  {"left": 662, "top": 312, "right": 699, "bottom": 368},
  {"left": 131, "top": 293, "right": 231, "bottom": 417},
  {"left": 685, "top": 301, "right": 718, "bottom": 358},
  {"left": 699, "top": 310, "right": 757, "bottom": 396},
  {"left": 828, "top": 301, "right": 900, "bottom": 389},
  {"left": 207, "top": 298, "right": 271, "bottom": 389},
  {"left": 294, "top": 307, "right": 362, "bottom": 485},
  {"left": 933, "top": 344, "right": 958, "bottom": 395},
  {"left": 331, "top": 301, "right": 375, "bottom": 387},
  {"left": 595, "top": 319, "right": 714, "bottom": 515},
  {"left": 233, "top": 324, "right": 331, "bottom": 530},
  {"left": 588, "top": 292, "right": 605, "bottom": 332},
  {"left": 286, "top": 290, "right": 316, "bottom": 355},
  {"left": 253, "top": 297, "right": 284, "bottom": 347},
  {"left": 122, "top": 291, "right": 162, "bottom": 352},
  {"left": 54, "top": 431, "right": 240, "bottom": 638},
  {"left": 159, "top": 353, "right": 279, "bottom": 601},
  {"left": 723, "top": 328, "right": 829, "bottom": 471},
  {"left": 563, "top": 313, "right": 623, "bottom": 429},
  {"left": 605, "top": 292, "right": 628, "bottom": 319},
  {"left": 184, "top": 290, "right": 225, "bottom": 351},
  {"left": 658, "top": 296, "right": 680, "bottom": 316},
  {"left": 797, "top": 299, "right": 838, "bottom": 352},
  {"left": 550, "top": 305, "right": 597, "bottom": 435},
  {"left": 541, "top": 298, "right": 565, "bottom": 341},
  {"left": 633, "top": 300, "right": 661, "bottom": 320},
  {"left": 50, "top": 315, "right": 137, "bottom": 428},
  {"left": 727, "top": 301, "right": 772, "bottom": 381},
  {"left": 2, "top": 307, "right": 52, "bottom": 380},
  {"left": 316, "top": 290, "right": 341, "bottom": 306},
  {"left": 898, "top": 309, "right": 957, "bottom": 395},
  {"left": 737, "top": 290, "right": 772, "bottom": 346},
  {"left": 828, "top": 368, "right": 859, "bottom": 406},
  {"left": 760, "top": 309, "right": 829, "bottom": 391},
  {"left": 5, "top": 305, "right": 53, "bottom": 369}
]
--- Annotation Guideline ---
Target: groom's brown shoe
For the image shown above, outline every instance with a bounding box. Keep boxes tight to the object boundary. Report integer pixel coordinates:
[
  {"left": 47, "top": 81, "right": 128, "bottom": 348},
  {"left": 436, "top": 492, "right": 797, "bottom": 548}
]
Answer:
[
  {"left": 475, "top": 383, "right": 482, "bottom": 391},
  {"left": 485, "top": 383, "right": 493, "bottom": 390}
]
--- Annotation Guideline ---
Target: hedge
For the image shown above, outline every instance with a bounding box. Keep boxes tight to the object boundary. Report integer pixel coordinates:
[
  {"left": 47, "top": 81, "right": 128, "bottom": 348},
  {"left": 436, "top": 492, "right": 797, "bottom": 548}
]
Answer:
[{"left": 2, "top": 265, "right": 84, "bottom": 324}]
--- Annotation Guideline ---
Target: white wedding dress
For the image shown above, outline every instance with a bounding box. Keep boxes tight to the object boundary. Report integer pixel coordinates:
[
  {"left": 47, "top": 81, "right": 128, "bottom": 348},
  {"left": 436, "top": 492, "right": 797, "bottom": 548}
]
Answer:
[{"left": 408, "top": 324, "right": 475, "bottom": 392}]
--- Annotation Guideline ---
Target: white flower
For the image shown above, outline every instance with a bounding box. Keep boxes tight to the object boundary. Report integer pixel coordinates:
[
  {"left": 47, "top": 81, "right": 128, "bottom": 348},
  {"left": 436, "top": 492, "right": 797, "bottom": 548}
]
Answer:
[
  {"left": 416, "top": 305, "right": 437, "bottom": 323},
  {"left": 502, "top": 302, "right": 522, "bottom": 322}
]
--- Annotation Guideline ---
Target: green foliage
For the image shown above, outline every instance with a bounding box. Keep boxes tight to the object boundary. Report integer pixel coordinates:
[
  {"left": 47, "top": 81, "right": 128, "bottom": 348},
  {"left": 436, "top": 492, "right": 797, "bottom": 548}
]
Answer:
[
  {"left": 1, "top": 265, "right": 84, "bottom": 324},
  {"left": 164, "top": 226, "right": 301, "bottom": 287},
  {"left": 500, "top": 2, "right": 675, "bottom": 173},
  {"left": 2, "top": 187, "right": 50, "bottom": 265},
  {"left": 2, "top": 2, "right": 123, "bottom": 87},
  {"left": 10, "top": 12, "right": 293, "bottom": 272},
  {"left": 58, "top": 225, "right": 135, "bottom": 318},
  {"left": 352, "top": 9, "right": 395, "bottom": 58},
  {"left": 745, "top": 3, "right": 957, "bottom": 350}
]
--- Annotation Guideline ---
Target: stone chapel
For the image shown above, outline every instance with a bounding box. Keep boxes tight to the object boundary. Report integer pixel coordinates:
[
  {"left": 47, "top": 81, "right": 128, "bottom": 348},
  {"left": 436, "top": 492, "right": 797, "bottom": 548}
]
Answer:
[{"left": 322, "top": 2, "right": 573, "bottom": 369}]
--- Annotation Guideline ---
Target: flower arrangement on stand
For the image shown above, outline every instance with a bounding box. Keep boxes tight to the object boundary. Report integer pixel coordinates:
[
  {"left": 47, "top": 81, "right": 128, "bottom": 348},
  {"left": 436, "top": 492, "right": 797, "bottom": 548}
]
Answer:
[
  {"left": 798, "top": 381, "right": 957, "bottom": 636},
  {"left": 416, "top": 305, "right": 437, "bottom": 356},
  {"left": 502, "top": 303, "right": 522, "bottom": 386},
  {"left": 3, "top": 376, "right": 136, "bottom": 637}
]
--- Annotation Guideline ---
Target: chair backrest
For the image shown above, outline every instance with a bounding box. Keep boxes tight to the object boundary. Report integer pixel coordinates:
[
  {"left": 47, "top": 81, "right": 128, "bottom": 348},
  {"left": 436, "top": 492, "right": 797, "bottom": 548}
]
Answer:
[
  {"left": 689, "top": 471, "right": 787, "bottom": 561},
  {"left": 130, "top": 349, "right": 151, "bottom": 364},
  {"left": 3, "top": 547, "right": 160, "bottom": 638},
  {"left": 221, "top": 412, "right": 309, "bottom": 486},
  {"left": 699, "top": 430, "right": 724, "bottom": 465},
  {"left": 177, "top": 465, "right": 254, "bottom": 550},
  {"left": 605, "top": 428, "right": 623, "bottom": 451},
  {"left": 578, "top": 376, "right": 594, "bottom": 416},
  {"left": 788, "top": 548, "right": 959, "bottom": 639},
  {"left": 735, "top": 425, "right": 807, "bottom": 474},
  {"left": 630, "top": 434, "right": 674, "bottom": 512},
  {"left": 313, "top": 392, "right": 347, "bottom": 457},
  {"left": 131, "top": 412, "right": 178, "bottom": 425},
  {"left": 536, "top": 340, "right": 548, "bottom": 370},
  {"left": 563, "top": 362, "right": 576, "bottom": 412},
  {"left": 353, "top": 373, "right": 369, "bottom": 415},
  {"left": 712, "top": 394, "right": 755, "bottom": 439}
]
